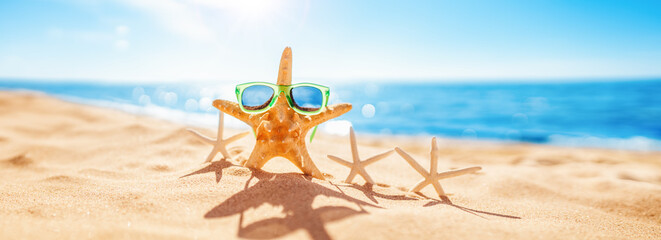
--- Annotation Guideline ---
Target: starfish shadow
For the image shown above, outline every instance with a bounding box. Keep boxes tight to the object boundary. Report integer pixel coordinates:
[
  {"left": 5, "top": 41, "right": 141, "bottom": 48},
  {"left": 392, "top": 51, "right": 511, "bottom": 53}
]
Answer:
[
  {"left": 180, "top": 159, "right": 237, "bottom": 183},
  {"left": 340, "top": 183, "right": 418, "bottom": 204},
  {"left": 418, "top": 193, "right": 521, "bottom": 220},
  {"left": 205, "top": 169, "right": 381, "bottom": 240}
]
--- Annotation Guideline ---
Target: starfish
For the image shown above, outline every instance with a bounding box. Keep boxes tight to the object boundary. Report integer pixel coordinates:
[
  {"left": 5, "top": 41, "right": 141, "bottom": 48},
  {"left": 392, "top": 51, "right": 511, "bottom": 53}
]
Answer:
[
  {"left": 395, "top": 137, "right": 482, "bottom": 197},
  {"left": 187, "top": 112, "right": 250, "bottom": 163},
  {"left": 213, "top": 47, "right": 352, "bottom": 179},
  {"left": 327, "top": 127, "right": 393, "bottom": 184}
]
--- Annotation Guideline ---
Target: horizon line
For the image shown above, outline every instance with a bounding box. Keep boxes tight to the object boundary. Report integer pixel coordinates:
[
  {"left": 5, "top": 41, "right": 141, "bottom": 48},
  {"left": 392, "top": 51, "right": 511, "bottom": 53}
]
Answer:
[{"left": 1, "top": 75, "right": 660, "bottom": 85}]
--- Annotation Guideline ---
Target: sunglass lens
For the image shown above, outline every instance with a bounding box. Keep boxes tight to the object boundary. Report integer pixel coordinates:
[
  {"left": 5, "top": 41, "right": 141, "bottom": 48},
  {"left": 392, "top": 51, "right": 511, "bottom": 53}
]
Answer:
[
  {"left": 290, "top": 86, "right": 323, "bottom": 112},
  {"left": 241, "top": 85, "right": 274, "bottom": 110}
]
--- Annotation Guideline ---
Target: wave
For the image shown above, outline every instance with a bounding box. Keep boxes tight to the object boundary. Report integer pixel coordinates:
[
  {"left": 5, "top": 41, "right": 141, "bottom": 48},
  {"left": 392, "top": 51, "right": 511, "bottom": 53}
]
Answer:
[
  {"left": 59, "top": 95, "right": 356, "bottom": 137},
  {"left": 67, "top": 95, "right": 661, "bottom": 152},
  {"left": 58, "top": 95, "right": 247, "bottom": 129},
  {"left": 4, "top": 80, "right": 661, "bottom": 152},
  {"left": 547, "top": 134, "right": 661, "bottom": 151}
]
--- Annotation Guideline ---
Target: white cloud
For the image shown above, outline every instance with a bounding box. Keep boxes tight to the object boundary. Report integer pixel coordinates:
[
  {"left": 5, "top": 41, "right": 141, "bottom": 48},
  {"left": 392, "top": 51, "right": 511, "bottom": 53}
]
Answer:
[
  {"left": 188, "top": 0, "right": 281, "bottom": 19},
  {"left": 113, "top": 0, "right": 291, "bottom": 42},
  {"left": 114, "top": 39, "right": 130, "bottom": 50},
  {"left": 46, "top": 27, "right": 114, "bottom": 43},
  {"left": 115, "top": 25, "right": 130, "bottom": 36},
  {"left": 118, "top": 0, "right": 215, "bottom": 41}
]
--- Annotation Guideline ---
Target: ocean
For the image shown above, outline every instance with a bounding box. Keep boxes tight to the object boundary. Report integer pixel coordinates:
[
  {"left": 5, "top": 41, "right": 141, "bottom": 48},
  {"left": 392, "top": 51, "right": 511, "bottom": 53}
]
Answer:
[{"left": 2, "top": 78, "right": 660, "bottom": 151}]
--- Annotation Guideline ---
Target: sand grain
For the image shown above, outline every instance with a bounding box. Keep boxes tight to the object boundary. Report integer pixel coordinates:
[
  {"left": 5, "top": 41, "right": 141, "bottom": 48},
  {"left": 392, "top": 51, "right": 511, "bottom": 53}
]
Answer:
[{"left": 1, "top": 91, "right": 660, "bottom": 239}]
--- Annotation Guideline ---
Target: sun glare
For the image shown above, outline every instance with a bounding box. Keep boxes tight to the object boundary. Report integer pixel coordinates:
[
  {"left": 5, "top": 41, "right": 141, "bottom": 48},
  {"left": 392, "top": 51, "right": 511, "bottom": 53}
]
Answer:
[
  {"left": 227, "top": 0, "right": 279, "bottom": 19},
  {"left": 193, "top": 0, "right": 282, "bottom": 21}
]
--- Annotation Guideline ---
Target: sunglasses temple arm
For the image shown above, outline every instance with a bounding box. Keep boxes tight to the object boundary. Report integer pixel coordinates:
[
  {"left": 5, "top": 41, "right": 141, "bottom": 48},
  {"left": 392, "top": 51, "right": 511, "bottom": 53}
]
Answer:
[{"left": 309, "top": 126, "right": 318, "bottom": 143}]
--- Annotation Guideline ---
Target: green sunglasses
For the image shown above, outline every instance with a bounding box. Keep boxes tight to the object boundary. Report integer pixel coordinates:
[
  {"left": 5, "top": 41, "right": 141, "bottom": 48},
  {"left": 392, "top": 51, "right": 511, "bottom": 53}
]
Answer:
[
  {"left": 235, "top": 82, "right": 330, "bottom": 115},
  {"left": 235, "top": 82, "right": 331, "bottom": 142}
]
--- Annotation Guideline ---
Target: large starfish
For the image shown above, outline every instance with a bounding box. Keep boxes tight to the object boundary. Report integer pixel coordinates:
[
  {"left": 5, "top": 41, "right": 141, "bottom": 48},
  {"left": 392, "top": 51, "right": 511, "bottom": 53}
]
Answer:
[
  {"left": 327, "top": 127, "right": 393, "bottom": 184},
  {"left": 213, "top": 47, "right": 352, "bottom": 179},
  {"left": 395, "top": 137, "right": 482, "bottom": 197},
  {"left": 187, "top": 112, "right": 250, "bottom": 163}
]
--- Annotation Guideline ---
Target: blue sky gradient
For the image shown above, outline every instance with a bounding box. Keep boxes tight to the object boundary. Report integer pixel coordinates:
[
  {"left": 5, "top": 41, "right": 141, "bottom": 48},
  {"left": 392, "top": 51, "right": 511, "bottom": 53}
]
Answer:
[{"left": 1, "top": 0, "right": 660, "bottom": 82}]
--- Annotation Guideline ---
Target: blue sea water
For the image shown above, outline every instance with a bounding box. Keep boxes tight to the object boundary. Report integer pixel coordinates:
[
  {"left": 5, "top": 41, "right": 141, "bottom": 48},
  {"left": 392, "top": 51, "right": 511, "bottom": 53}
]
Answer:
[{"left": 1, "top": 78, "right": 660, "bottom": 151}]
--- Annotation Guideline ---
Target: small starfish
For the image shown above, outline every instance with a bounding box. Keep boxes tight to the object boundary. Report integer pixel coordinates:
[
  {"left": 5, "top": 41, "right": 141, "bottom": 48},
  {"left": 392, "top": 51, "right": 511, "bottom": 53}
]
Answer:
[
  {"left": 187, "top": 112, "right": 250, "bottom": 163},
  {"left": 213, "top": 47, "right": 352, "bottom": 179},
  {"left": 327, "top": 127, "right": 393, "bottom": 184},
  {"left": 395, "top": 137, "right": 481, "bottom": 197}
]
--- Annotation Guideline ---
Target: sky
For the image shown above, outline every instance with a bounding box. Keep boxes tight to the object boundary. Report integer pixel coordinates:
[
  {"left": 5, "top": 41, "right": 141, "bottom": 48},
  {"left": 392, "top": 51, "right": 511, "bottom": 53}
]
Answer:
[{"left": 0, "top": 0, "right": 660, "bottom": 83}]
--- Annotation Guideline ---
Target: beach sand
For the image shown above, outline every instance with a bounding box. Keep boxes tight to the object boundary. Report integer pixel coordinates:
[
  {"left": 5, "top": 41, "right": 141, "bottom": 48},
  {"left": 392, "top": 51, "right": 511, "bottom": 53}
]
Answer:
[{"left": 1, "top": 91, "right": 659, "bottom": 239}]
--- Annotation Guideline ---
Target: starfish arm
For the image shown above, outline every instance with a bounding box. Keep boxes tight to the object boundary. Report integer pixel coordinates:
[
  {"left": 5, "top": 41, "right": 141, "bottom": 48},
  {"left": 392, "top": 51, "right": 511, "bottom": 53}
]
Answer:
[
  {"left": 431, "top": 181, "right": 447, "bottom": 196},
  {"left": 349, "top": 127, "right": 360, "bottom": 162},
  {"left": 224, "top": 131, "right": 250, "bottom": 144},
  {"left": 216, "top": 113, "right": 225, "bottom": 139},
  {"left": 345, "top": 168, "right": 358, "bottom": 183},
  {"left": 395, "top": 147, "right": 429, "bottom": 177},
  {"left": 276, "top": 47, "right": 293, "bottom": 85},
  {"left": 410, "top": 178, "right": 430, "bottom": 192},
  {"left": 363, "top": 150, "right": 394, "bottom": 166},
  {"left": 213, "top": 99, "right": 251, "bottom": 124},
  {"left": 218, "top": 144, "right": 231, "bottom": 160},
  {"left": 186, "top": 129, "right": 215, "bottom": 144},
  {"left": 307, "top": 103, "right": 352, "bottom": 127},
  {"left": 204, "top": 146, "right": 219, "bottom": 163},
  {"left": 358, "top": 168, "right": 376, "bottom": 184},
  {"left": 430, "top": 137, "right": 438, "bottom": 174},
  {"left": 434, "top": 166, "right": 482, "bottom": 181},
  {"left": 243, "top": 143, "right": 270, "bottom": 169},
  {"left": 327, "top": 155, "right": 353, "bottom": 168},
  {"left": 299, "top": 148, "right": 325, "bottom": 179}
]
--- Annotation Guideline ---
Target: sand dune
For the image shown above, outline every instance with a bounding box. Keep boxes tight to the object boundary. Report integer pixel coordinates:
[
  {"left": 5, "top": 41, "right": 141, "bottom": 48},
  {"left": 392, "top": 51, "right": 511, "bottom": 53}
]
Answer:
[{"left": 1, "top": 91, "right": 659, "bottom": 239}]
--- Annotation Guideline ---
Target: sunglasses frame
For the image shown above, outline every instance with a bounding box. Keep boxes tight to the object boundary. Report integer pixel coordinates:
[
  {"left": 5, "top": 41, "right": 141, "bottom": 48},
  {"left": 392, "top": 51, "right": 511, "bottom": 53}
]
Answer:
[{"left": 235, "top": 82, "right": 330, "bottom": 115}]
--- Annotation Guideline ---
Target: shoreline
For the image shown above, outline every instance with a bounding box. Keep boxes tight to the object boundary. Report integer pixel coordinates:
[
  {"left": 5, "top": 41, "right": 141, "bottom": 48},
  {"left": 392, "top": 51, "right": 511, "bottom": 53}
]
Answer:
[
  {"left": 1, "top": 91, "right": 660, "bottom": 239},
  {"left": 2, "top": 89, "right": 659, "bottom": 153}
]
